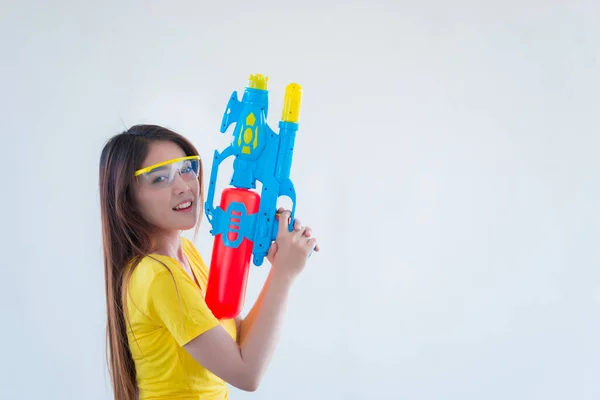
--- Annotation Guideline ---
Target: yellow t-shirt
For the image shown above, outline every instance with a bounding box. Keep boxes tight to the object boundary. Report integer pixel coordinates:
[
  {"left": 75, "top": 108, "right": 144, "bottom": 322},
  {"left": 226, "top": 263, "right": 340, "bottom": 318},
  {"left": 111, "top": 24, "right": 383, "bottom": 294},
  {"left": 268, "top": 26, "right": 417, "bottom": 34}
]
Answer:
[{"left": 124, "top": 236, "right": 237, "bottom": 400}]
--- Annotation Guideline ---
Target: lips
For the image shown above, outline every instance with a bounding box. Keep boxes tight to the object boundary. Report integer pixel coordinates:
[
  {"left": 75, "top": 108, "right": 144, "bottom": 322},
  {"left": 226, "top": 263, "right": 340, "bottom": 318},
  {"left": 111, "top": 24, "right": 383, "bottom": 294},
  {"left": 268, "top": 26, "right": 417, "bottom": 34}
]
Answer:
[{"left": 173, "top": 200, "right": 193, "bottom": 211}]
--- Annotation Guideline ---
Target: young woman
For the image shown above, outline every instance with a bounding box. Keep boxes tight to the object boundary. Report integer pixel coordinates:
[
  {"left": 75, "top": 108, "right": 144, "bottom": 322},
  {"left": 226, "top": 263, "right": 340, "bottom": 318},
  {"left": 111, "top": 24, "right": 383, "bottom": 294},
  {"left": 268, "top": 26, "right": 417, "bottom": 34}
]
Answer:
[{"left": 99, "top": 124, "right": 319, "bottom": 400}]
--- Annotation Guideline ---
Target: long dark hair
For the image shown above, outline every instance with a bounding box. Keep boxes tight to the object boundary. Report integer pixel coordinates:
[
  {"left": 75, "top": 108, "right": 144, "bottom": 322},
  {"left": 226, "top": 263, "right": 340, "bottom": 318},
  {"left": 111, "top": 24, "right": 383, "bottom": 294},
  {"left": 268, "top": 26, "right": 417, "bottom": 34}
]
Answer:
[{"left": 98, "top": 124, "right": 204, "bottom": 400}]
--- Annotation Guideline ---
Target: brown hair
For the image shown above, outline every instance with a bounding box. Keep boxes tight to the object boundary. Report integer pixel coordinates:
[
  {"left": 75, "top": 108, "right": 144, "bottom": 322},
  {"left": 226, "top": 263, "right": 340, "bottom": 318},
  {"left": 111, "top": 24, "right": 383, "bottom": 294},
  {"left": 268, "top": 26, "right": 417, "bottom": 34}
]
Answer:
[{"left": 98, "top": 124, "right": 204, "bottom": 400}]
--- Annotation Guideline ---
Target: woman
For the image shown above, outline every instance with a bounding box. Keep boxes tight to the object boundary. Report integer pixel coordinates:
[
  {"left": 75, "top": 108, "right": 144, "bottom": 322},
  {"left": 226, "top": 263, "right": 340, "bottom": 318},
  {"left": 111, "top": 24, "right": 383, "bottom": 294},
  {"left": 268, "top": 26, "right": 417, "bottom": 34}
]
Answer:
[{"left": 99, "top": 124, "right": 319, "bottom": 400}]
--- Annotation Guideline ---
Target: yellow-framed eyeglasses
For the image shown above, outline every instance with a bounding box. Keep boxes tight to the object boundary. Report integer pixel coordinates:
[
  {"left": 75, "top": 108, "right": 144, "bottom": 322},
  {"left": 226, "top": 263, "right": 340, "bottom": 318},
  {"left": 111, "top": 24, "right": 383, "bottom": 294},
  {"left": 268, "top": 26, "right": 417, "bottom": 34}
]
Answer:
[{"left": 134, "top": 155, "right": 201, "bottom": 188}]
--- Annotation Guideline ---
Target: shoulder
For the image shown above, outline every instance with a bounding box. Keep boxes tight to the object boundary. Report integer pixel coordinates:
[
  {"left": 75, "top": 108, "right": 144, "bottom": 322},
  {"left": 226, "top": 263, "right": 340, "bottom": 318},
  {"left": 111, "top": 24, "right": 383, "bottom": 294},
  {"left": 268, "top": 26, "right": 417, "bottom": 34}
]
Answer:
[
  {"left": 129, "top": 253, "right": 175, "bottom": 281},
  {"left": 126, "top": 254, "right": 180, "bottom": 299},
  {"left": 122, "top": 255, "right": 178, "bottom": 321}
]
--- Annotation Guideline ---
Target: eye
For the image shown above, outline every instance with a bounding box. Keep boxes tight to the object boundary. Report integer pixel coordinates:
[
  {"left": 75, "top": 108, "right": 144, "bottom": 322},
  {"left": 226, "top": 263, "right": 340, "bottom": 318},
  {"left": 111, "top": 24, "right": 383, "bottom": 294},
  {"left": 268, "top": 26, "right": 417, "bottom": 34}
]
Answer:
[{"left": 152, "top": 175, "right": 168, "bottom": 184}]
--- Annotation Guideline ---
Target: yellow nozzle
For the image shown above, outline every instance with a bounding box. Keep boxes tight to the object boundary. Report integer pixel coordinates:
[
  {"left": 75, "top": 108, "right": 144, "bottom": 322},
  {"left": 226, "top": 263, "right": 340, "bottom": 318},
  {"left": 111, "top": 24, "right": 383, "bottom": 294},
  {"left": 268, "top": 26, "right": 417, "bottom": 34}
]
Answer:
[
  {"left": 248, "top": 73, "right": 268, "bottom": 90},
  {"left": 281, "top": 83, "right": 302, "bottom": 123}
]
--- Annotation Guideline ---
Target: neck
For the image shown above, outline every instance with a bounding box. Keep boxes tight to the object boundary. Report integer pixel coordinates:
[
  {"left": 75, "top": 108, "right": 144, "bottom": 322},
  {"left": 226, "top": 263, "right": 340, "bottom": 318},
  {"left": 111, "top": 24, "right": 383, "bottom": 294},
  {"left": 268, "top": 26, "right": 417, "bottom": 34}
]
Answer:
[{"left": 151, "top": 230, "right": 185, "bottom": 261}]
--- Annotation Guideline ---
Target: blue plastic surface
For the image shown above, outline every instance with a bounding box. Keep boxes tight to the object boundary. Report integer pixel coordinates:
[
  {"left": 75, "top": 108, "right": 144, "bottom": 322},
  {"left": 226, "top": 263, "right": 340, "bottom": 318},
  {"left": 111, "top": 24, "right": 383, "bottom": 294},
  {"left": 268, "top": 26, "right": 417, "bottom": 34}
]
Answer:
[{"left": 205, "top": 85, "right": 298, "bottom": 266}]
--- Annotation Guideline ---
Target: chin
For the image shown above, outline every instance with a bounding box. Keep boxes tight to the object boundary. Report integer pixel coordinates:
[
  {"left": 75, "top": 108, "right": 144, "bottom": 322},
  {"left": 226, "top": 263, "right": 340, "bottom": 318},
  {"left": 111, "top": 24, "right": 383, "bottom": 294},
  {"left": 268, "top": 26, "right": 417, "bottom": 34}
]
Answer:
[
  {"left": 174, "top": 216, "right": 198, "bottom": 231},
  {"left": 173, "top": 209, "right": 199, "bottom": 231},
  {"left": 179, "top": 222, "right": 197, "bottom": 231}
]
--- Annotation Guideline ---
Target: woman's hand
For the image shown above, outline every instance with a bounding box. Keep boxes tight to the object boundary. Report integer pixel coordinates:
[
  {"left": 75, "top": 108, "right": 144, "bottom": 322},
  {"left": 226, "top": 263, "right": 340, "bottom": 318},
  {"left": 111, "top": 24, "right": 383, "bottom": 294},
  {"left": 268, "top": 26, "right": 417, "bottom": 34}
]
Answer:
[{"left": 266, "top": 207, "right": 319, "bottom": 283}]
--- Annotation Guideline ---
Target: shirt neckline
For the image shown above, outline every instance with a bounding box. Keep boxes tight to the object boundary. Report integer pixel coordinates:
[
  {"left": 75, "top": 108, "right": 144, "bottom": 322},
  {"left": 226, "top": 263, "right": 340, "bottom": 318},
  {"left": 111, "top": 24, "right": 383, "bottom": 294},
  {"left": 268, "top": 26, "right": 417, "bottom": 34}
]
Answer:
[{"left": 148, "top": 241, "right": 204, "bottom": 293}]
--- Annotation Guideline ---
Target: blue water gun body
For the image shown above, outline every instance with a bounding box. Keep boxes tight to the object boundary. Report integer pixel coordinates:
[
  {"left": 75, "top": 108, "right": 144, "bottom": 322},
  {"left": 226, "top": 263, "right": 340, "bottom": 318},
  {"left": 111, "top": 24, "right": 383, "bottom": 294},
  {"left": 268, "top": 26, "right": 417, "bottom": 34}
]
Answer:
[{"left": 204, "top": 74, "right": 302, "bottom": 267}]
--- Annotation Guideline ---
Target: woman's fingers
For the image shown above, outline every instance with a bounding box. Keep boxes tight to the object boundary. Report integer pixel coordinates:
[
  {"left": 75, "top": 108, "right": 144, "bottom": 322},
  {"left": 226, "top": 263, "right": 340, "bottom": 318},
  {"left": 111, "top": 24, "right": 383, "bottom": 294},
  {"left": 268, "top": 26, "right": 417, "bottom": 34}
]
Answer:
[
  {"left": 306, "top": 237, "right": 318, "bottom": 253},
  {"left": 275, "top": 210, "right": 317, "bottom": 252},
  {"left": 267, "top": 241, "right": 278, "bottom": 259},
  {"left": 277, "top": 209, "right": 291, "bottom": 234},
  {"left": 293, "top": 218, "right": 302, "bottom": 231}
]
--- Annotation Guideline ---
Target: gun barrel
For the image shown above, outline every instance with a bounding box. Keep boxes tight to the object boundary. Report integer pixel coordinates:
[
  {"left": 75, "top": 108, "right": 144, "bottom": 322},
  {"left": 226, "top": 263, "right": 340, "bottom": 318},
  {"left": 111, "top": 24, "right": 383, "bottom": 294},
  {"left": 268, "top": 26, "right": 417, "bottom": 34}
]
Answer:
[{"left": 281, "top": 83, "right": 302, "bottom": 123}]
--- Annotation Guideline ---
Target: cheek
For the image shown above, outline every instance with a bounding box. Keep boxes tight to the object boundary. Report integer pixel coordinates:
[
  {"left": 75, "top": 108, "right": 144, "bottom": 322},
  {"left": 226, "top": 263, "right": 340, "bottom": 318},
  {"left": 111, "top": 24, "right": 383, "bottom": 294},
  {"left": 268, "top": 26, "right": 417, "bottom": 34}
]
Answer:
[
  {"left": 136, "top": 189, "right": 169, "bottom": 221},
  {"left": 190, "top": 179, "right": 200, "bottom": 196}
]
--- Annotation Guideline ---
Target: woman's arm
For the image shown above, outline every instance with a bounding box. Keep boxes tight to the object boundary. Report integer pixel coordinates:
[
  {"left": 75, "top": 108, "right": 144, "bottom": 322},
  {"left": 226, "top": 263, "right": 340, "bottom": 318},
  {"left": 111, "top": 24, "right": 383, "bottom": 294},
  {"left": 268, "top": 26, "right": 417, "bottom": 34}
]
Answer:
[
  {"left": 183, "top": 268, "right": 293, "bottom": 391},
  {"left": 183, "top": 210, "right": 317, "bottom": 392}
]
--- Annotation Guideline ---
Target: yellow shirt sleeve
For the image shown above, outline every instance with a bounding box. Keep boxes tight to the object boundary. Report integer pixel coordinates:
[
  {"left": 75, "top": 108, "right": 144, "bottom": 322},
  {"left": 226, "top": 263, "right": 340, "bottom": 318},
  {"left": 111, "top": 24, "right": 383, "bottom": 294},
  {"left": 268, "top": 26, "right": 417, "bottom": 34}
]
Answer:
[{"left": 147, "top": 269, "right": 220, "bottom": 347}]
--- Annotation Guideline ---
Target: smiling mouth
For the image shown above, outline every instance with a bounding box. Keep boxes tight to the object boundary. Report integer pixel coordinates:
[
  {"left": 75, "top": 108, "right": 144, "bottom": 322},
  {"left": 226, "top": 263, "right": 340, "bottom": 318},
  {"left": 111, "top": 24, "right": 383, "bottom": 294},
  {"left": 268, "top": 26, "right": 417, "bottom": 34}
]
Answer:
[{"left": 173, "top": 201, "right": 193, "bottom": 211}]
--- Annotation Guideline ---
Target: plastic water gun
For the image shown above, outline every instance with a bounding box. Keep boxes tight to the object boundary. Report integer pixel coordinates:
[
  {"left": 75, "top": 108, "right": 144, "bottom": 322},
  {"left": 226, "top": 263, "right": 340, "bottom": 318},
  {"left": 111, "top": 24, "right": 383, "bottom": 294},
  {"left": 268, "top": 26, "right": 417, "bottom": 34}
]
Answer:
[{"left": 204, "top": 73, "right": 303, "bottom": 319}]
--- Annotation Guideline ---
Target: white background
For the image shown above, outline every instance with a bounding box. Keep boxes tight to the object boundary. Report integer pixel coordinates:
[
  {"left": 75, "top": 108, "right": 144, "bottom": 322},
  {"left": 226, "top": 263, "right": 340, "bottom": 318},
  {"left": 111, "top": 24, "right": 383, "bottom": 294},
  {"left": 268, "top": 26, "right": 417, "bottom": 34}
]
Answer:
[{"left": 1, "top": 1, "right": 599, "bottom": 399}]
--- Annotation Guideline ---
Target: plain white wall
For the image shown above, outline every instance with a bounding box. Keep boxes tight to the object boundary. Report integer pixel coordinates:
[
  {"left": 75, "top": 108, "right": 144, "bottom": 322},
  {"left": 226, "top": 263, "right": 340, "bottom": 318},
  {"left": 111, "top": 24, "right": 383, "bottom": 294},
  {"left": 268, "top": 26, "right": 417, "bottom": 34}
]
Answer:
[{"left": 1, "top": 0, "right": 599, "bottom": 399}]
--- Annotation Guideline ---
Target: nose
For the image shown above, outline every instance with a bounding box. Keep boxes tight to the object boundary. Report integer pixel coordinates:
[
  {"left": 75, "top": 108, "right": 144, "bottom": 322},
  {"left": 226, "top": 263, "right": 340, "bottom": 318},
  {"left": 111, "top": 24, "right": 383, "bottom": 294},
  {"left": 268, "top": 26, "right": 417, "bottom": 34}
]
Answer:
[{"left": 171, "top": 170, "right": 192, "bottom": 194}]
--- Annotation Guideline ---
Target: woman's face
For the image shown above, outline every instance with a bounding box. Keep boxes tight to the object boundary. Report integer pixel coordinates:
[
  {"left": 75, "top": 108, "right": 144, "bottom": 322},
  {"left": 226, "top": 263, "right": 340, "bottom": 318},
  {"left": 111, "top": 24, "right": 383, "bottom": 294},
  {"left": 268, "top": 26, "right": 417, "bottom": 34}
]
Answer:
[{"left": 133, "top": 141, "right": 201, "bottom": 233}]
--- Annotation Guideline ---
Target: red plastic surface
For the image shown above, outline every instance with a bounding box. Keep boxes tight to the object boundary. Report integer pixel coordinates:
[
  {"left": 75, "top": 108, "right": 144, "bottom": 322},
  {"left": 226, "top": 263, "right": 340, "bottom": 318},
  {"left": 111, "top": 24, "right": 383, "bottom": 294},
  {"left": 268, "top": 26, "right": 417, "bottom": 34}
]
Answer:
[{"left": 205, "top": 188, "right": 260, "bottom": 320}]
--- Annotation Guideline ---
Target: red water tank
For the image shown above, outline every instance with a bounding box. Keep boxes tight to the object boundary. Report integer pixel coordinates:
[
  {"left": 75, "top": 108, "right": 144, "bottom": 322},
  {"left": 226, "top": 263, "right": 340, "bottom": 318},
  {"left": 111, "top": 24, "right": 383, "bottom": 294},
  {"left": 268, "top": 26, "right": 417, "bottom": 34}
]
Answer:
[{"left": 205, "top": 188, "right": 260, "bottom": 320}]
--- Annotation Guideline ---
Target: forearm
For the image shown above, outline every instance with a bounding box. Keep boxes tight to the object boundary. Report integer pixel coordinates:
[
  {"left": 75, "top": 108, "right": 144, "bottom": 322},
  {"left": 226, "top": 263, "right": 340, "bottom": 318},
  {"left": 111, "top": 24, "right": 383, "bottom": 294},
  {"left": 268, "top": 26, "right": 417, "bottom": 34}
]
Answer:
[
  {"left": 238, "top": 267, "right": 294, "bottom": 385},
  {"left": 238, "top": 269, "right": 273, "bottom": 346}
]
